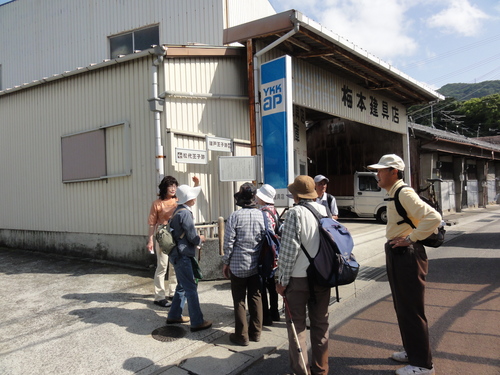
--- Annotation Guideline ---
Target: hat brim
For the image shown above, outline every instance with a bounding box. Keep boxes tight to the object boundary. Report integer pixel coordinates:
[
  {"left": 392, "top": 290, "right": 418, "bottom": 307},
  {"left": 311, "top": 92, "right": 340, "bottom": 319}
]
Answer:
[{"left": 367, "top": 163, "right": 390, "bottom": 170}]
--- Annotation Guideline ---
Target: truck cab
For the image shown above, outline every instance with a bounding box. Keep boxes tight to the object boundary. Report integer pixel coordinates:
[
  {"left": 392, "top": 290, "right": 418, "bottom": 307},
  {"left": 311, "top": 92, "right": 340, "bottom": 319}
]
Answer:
[{"left": 336, "top": 171, "right": 388, "bottom": 223}]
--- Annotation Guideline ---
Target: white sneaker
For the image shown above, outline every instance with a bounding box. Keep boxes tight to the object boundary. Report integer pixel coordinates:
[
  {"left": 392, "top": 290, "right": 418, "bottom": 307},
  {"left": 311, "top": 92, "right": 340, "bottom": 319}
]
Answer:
[
  {"left": 391, "top": 351, "right": 409, "bottom": 363},
  {"left": 395, "top": 365, "right": 435, "bottom": 375}
]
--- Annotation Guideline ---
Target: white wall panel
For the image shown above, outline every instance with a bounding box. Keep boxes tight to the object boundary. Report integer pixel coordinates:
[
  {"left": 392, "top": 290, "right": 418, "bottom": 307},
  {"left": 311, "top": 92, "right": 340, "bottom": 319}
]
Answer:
[
  {"left": 161, "top": 55, "right": 251, "bottom": 222},
  {"left": 0, "top": 57, "right": 157, "bottom": 236}
]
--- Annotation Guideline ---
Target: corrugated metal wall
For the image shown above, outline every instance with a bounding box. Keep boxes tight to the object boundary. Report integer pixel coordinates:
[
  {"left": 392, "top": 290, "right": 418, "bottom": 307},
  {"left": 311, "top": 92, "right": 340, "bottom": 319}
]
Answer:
[
  {"left": 0, "top": 57, "right": 156, "bottom": 236},
  {"left": 0, "top": 52, "right": 251, "bottom": 243},
  {"left": 162, "top": 56, "right": 251, "bottom": 223},
  {"left": 0, "top": 0, "right": 276, "bottom": 90}
]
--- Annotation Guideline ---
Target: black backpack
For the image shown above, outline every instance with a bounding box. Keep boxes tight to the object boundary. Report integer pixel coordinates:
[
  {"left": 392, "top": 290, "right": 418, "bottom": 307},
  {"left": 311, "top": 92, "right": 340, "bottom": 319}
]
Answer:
[
  {"left": 393, "top": 186, "right": 446, "bottom": 248},
  {"left": 299, "top": 203, "right": 359, "bottom": 302},
  {"left": 257, "top": 211, "right": 280, "bottom": 278}
]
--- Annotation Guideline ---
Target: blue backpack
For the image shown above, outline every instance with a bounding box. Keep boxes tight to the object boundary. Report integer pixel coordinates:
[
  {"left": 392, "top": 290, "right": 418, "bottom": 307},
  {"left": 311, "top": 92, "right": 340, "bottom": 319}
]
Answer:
[
  {"left": 257, "top": 211, "right": 280, "bottom": 279},
  {"left": 299, "top": 202, "right": 359, "bottom": 302}
]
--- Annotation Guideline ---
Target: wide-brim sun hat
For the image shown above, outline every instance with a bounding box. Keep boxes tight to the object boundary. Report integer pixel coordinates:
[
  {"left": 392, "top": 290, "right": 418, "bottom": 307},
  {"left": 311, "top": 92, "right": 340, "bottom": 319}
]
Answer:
[
  {"left": 176, "top": 185, "right": 202, "bottom": 205},
  {"left": 288, "top": 175, "right": 318, "bottom": 199},
  {"left": 367, "top": 154, "right": 405, "bottom": 171},
  {"left": 256, "top": 184, "right": 276, "bottom": 204}
]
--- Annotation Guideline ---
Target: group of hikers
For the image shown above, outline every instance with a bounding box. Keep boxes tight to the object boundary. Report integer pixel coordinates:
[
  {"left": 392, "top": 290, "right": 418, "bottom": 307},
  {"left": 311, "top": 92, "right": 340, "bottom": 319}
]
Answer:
[{"left": 147, "top": 154, "right": 441, "bottom": 375}]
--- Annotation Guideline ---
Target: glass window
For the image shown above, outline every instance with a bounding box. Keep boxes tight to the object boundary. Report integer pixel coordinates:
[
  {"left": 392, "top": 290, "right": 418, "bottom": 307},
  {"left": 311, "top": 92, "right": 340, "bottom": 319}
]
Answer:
[
  {"left": 135, "top": 25, "right": 159, "bottom": 51},
  {"left": 109, "top": 25, "right": 159, "bottom": 59},
  {"left": 110, "top": 33, "right": 133, "bottom": 59},
  {"left": 359, "top": 175, "right": 381, "bottom": 191}
]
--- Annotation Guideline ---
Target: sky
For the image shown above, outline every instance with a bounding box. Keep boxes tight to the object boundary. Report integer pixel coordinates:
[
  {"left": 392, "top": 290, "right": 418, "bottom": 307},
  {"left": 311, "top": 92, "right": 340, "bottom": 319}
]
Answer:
[
  {"left": 2, "top": 0, "right": 498, "bottom": 93},
  {"left": 268, "top": 0, "right": 500, "bottom": 92}
]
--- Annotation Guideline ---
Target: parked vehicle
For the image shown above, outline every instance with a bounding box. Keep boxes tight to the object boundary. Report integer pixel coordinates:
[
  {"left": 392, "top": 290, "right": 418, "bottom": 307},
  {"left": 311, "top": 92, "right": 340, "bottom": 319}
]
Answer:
[{"left": 336, "top": 172, "right": 388, "bottom": 223}]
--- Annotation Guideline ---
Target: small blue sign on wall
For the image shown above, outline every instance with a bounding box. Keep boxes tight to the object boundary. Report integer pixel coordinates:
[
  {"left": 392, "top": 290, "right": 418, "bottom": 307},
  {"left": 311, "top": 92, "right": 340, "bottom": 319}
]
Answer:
[{"left": 261, "top": 56, "right": 292, "bottom": 189}]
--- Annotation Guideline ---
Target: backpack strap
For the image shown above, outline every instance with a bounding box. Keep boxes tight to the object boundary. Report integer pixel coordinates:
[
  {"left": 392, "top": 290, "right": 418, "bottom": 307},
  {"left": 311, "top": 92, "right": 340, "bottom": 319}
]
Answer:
[
  {"left": 391, "top": 186, "right": 416, "bottom": 229},
  {"left": 261, "top": 208, "right": 278, "bottom": 231},
  {"left": 169, "top": 208, "right": 188, "bottom": 240}
]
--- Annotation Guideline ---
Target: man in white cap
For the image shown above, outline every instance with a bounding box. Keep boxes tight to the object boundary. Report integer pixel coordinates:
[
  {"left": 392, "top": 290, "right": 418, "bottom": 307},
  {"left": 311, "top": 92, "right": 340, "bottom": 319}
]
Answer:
[
  {"left": 166, "top": 184, "right": 212, "bottom": 332},
  {"left": 368, "top": 154, "right": 441, "bottom": 375},
  {"left": 313, "top": 175, "right": 339, "bottom": 220}
]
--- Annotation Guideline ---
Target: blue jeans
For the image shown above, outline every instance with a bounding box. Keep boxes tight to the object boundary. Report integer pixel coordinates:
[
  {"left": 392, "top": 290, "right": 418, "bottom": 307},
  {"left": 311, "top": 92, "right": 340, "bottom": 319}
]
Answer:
[{"left": 167, "top": 253, "right": 204, "bottom": 327}]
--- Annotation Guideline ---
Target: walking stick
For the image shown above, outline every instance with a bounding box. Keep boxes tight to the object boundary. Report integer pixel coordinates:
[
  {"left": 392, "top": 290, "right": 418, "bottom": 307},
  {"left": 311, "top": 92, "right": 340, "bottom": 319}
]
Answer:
[{"left": 283, "top": 296, "right": 308, "bottom": 372}]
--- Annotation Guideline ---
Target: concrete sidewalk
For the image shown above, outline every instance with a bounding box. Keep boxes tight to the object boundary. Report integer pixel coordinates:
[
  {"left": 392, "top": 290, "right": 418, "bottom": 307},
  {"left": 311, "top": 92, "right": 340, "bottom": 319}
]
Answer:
[{"left": 0, "top": 206, "right": 499, "bottom": 375}]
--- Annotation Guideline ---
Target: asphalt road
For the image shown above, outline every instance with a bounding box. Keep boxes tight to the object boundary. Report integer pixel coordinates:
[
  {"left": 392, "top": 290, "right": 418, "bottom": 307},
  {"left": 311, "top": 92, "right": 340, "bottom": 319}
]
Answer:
[{"left": 241, "top": 211, "right": 500, "bottom": 375}]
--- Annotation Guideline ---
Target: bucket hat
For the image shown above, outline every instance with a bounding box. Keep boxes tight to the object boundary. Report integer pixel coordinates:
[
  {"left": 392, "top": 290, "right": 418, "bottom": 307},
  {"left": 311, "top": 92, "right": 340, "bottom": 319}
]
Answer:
[
  {"left": 287, "top": 175, "right": 318, "bottom": 199},
  {"left": 234, "top": 183, "right": 256, "bottom": 206},
  {"left": 256, "top": 184, "right": 276, "bottom": 204},
  {"left": 176, "top": 185, "right": 202, "bottom": 205},
  {"left": 367, "top": 154, "right": 405, "bottom": 171}
]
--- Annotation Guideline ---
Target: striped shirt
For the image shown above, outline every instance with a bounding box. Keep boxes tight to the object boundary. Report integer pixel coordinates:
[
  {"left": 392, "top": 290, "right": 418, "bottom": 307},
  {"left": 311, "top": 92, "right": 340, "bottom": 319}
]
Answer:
[{"left": 222, "top": 207, "right": 265, "bottom": 278}]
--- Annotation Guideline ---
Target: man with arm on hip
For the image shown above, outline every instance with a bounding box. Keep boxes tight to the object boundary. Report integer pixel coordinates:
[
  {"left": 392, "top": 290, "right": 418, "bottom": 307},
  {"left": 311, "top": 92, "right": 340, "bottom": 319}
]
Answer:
[{"left": 368, "top": 154, "right": 441, "bottom": 375}]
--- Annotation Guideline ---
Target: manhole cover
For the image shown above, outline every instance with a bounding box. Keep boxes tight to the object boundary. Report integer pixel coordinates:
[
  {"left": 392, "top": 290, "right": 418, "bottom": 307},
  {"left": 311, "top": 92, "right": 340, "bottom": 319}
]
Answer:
[{"left": 151, "top": 326, "right": 187, "bottom": 342}]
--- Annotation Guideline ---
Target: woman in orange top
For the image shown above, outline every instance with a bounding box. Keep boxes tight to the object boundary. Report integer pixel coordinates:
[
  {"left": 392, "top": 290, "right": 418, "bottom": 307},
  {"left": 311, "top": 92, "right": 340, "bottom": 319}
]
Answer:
[{"left": 147, "top": 176, "right": 179, "bottom": 307}]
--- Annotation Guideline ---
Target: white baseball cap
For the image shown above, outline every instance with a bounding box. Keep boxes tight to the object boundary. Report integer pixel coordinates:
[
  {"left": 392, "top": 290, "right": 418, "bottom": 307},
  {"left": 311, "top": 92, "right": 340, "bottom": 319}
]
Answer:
[
  {"left": 314, "top": 175, "right": 329, "bottom": 184},
  {"left": 367, "top": 154, "right": 405, "bottom": 171},
  {"left": 176, "top": 185, "right": 202, "bottom": 205},
  {"left": 256, "top": 184, "right": 276, "bottom": 204}
]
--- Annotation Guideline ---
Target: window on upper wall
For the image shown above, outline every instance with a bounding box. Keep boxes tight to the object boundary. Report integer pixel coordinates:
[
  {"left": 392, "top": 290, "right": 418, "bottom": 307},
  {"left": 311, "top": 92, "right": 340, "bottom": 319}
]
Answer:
[{"left": 109, "top": 25, "right": 159, "bottom": 59}]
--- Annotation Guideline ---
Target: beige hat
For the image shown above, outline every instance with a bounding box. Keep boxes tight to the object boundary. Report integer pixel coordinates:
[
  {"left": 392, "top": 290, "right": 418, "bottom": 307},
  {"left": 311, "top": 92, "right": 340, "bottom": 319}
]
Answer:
[
  {"left": 287, "top": 175, "right": 318, "bottom": 199},
  {"left": 176, "top": 185, "right": 201, "bottom": 205},
  {"left": 367, "top": 154, "right": 405, "bottom": 171},
  {"left": 256, "top": 184, "right": 276, "bottom": 204}
]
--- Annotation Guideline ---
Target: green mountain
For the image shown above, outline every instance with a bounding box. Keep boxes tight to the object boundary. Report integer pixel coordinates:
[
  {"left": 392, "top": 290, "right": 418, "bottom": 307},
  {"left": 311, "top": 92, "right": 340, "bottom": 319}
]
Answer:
[{"left": 438, "top": 80, "right": 500, "bottom": 101}]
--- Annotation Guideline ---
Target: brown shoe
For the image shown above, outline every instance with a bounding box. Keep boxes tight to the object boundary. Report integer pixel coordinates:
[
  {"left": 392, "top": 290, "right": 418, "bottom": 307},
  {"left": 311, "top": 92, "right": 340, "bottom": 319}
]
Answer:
[
  {"left": 166, "top": 316, "right": 190, "bottom": 324},
  {"left": 190, "top": 320, "right": 213, "bottom": 332},
  {"left": 249, "top": 334, "right": 260, "bottom": 342},
  {"left": 230, "top": 333, "right": 249, "bottom": 346}
]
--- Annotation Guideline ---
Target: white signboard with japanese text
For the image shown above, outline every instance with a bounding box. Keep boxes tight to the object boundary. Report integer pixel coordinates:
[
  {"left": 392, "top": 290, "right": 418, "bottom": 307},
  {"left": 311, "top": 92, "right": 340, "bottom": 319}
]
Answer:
[
  {"left": 175, "top": 148, "right": 208, "bottom": 164},
  {"left": 218, "top": 156, "right": 257, "bottom": 182},
  {"left": 206, "top": 136, "right": 232, "bottom": 153}
]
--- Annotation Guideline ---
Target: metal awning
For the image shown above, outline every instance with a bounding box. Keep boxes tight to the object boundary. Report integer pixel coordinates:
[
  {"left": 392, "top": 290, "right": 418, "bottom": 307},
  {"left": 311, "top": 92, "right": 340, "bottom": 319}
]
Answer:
[{"left": 224, "top": 10, "right": 444, "bottom": 107}]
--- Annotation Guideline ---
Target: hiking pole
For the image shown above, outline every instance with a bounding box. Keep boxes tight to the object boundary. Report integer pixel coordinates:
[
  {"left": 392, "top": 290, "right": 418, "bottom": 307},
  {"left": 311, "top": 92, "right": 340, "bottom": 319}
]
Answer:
[{"left": 283, "top": 296, "right": 308, "bottom": 372}]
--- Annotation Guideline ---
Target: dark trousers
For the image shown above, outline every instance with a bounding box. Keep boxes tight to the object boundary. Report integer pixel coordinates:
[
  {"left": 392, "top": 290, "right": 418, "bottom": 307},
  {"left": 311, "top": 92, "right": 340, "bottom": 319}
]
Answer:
[
  {"left": 261, "top": 275, "right": 279, "bottom": 322},
  {"left": 385, "top": 241, "right": 433, "bottom": 369},
  {"left": 230, "top": 272, "right": 262, "bottom": 340}
]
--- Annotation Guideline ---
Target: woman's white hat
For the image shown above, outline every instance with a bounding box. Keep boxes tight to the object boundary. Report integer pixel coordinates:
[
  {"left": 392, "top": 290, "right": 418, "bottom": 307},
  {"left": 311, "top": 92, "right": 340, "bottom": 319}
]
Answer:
[
  {"left": 176, "top": 185, "right": 201, "bottom": 205},
  {"left": 256, "top": 184, "right": 276, "bottom": 204}
]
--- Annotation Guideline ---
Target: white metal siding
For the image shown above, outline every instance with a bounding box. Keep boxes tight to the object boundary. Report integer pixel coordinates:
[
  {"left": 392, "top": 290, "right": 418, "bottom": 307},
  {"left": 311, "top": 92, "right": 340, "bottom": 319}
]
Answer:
[
  {"left": 0, "top": 0, "right": 275, "bottom": 90},
  {"left": 0, "top": 58, "right": 157, "bottom": 236},
  {"left": 162, "top": 55, "right": 251, "bottom": 222}
]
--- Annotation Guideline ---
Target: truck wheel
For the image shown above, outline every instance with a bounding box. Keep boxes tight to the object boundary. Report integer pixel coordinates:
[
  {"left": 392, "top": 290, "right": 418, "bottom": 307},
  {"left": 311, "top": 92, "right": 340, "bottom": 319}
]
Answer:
[{"left": 376, "top": 207, "right": 387, "bottom": 224}]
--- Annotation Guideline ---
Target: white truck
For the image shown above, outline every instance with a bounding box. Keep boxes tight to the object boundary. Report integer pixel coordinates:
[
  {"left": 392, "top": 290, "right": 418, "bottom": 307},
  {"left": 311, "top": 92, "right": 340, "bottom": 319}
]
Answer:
[{"left": 336, "top": 171, "right": 388, "bottom": 223}]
